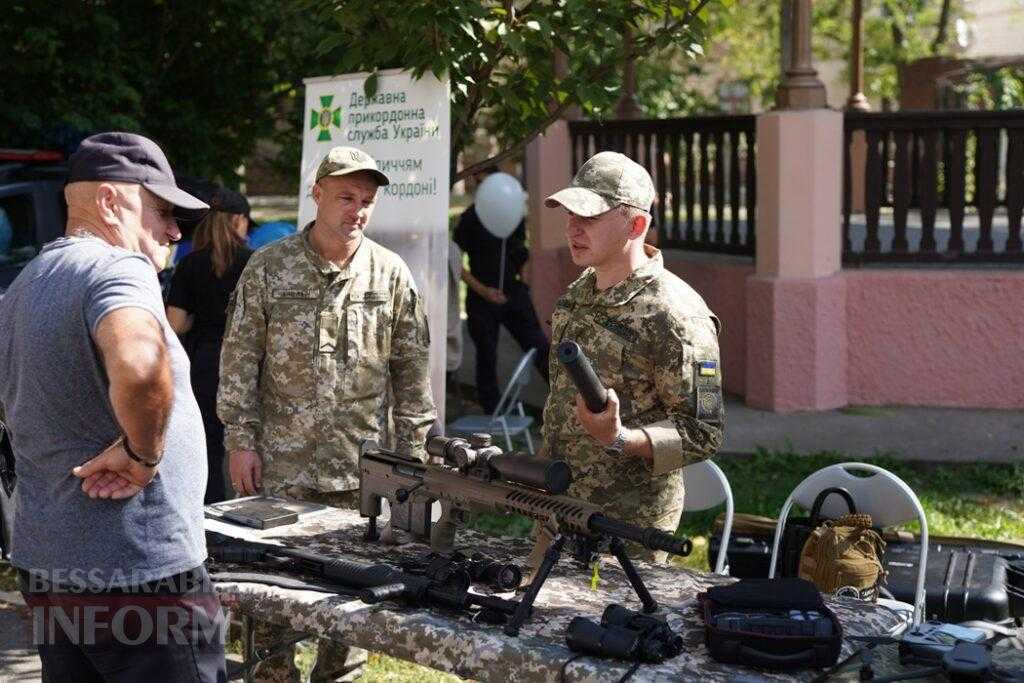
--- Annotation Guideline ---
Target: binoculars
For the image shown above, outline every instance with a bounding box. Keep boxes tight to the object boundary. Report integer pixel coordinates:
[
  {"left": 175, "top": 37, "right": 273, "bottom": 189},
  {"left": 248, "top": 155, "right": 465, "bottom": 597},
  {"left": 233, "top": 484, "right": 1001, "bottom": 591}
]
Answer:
[{"left": 566, "top": 604, "right": 684, "bottom": 663}]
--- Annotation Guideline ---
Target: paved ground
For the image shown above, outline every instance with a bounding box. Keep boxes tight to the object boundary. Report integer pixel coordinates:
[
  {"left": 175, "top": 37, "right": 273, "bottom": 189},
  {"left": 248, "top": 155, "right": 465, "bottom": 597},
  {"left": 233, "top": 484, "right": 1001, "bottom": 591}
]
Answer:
[
  {"left": 0, "top": 593, "right": 39, "bottom": 683},
  {"left": 721, "top": 397, "right": 1024, "bottom": 463}
]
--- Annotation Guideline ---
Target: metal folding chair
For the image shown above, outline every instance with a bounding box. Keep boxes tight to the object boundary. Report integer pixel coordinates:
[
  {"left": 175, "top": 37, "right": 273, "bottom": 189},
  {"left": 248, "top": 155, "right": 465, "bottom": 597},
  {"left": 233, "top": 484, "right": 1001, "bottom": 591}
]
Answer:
[
  {"left": 768, "top": 462, "right": 929, "bottom": 626},
  {"left": 682, "top": 460, "right": 734, "bottom": 575},
  {"left": 448, "top": 348, "right": 536, "bottom": 453}
]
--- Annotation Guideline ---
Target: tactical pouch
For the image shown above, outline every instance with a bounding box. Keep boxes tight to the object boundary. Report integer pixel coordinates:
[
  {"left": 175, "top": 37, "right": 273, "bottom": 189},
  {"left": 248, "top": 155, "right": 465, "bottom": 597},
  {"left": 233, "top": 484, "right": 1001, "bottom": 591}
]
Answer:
[
  {"left": 699, "top": 577, "right": 843, "bottom": 670},
  {"left": 798, "top": 513, "right": 886, "bottom": 599}
]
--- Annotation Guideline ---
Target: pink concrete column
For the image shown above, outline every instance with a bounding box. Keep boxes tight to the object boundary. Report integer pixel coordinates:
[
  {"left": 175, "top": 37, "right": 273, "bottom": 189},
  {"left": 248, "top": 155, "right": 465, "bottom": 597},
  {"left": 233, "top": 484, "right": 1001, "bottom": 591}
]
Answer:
[
  {"left": 525, "top": 119, "right": 576, "bottom": 336},
  {"left": 746, "top": 110, "right": 848, "bottom": 411}
]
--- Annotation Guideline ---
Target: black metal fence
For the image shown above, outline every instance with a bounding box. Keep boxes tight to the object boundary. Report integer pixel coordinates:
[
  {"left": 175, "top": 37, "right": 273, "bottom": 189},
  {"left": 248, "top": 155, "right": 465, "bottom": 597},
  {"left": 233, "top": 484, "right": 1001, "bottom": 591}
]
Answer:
[
  {"left": 843, "top": 110, "right": 1024, "bottom": 265},
  {"left": 569, "top": 116, "right": 756, "bottom": 256},
  {"left": 569, "top": 110, "right": 1024, "bottom": 266}
]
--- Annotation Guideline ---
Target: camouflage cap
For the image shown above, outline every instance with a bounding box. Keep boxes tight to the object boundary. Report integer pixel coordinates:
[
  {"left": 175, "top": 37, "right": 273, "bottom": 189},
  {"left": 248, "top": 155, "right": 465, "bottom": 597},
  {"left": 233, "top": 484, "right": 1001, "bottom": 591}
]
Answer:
[
  {"left": 315, "top": 146, "right": 390, "bottom": 186},
  {"left": 544, "top": 151, "right": 655, "bottom": 217}
]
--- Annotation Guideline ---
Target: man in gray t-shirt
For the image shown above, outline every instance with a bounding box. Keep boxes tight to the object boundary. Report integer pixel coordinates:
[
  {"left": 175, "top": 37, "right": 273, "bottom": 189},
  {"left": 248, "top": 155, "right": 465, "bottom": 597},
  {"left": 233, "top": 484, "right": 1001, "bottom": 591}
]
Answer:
[{"left": 0, "top": 132, "right": 225, "bottom": 682}]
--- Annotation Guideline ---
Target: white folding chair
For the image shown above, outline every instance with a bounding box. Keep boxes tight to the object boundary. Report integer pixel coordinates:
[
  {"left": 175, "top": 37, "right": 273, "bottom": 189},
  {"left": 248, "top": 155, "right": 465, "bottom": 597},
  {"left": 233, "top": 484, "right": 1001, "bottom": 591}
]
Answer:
[
  {"left": 768, "top": 462, "right": 929, "bottom": 625},
  {"left": 682, "top": 460, "right": 733, "bottom": 575},
  {"left": 448, "top": 348, "right": 536, "bottom": 453}
]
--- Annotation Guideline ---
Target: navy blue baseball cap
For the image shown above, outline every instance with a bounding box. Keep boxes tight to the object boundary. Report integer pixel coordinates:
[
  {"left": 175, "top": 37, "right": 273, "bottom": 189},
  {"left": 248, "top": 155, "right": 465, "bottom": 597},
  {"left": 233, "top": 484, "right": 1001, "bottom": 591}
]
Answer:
[{"left": 68, "top": 132, "right": 208, "bottom": 210}]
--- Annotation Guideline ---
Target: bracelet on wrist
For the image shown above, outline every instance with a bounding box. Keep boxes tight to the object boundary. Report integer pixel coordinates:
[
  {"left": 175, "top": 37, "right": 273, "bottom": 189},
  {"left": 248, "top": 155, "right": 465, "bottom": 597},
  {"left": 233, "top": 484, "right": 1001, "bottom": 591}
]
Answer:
[{"left": 121, "top": 437, "right": 161, "bottom": 468}]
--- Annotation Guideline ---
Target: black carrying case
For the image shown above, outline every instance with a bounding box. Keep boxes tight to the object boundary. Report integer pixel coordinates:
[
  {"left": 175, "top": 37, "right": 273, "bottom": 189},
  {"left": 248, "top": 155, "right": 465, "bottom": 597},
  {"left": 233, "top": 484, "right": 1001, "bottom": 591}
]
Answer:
[
  {"left": 884, "top": 543, "right": 1024, "bottom": 622},
  {"left": 699, "top": 578, "right": 843, "bottom": 670}
]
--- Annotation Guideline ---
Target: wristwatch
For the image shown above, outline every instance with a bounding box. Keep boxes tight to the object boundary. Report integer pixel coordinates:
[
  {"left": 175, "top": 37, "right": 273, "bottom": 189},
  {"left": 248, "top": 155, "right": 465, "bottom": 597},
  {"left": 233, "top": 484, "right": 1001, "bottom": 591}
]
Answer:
[{"left": 604, "top": 427, "right": 627, "bottom": 455}]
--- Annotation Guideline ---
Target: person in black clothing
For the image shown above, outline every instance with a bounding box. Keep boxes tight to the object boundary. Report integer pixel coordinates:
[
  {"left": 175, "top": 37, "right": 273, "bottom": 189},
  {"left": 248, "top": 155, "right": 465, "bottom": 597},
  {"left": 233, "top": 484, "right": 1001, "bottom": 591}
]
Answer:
[
  {"left": 166, "top": 187, "right": 253, "bottom": 503},
  {"left": 454, "top": 173, "right": 550, "bottom": 415}
]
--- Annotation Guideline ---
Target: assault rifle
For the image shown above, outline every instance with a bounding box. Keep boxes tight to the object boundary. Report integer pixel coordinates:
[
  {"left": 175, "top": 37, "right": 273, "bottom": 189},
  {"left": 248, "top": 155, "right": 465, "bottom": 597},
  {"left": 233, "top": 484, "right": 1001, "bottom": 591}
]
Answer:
[
  {"left": 205, "top": 531, "right": 519, "bottom": 622},
  {"left": 358, "top": 436, "right": 692, "bottom": 636}
]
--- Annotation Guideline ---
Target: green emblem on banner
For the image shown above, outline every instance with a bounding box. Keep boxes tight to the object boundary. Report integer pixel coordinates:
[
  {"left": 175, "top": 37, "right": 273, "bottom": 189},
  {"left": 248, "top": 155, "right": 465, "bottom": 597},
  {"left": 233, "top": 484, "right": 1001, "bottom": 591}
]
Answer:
[{"left": 310, "top": 95, "right": 342, "bottom": 142}]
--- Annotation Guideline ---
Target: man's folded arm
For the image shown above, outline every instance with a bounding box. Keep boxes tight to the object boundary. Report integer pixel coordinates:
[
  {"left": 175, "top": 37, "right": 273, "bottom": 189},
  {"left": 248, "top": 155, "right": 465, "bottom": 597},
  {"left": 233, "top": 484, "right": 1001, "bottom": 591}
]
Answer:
[{"left": 93, "top": 308, "right": 173, "bottom": 459}]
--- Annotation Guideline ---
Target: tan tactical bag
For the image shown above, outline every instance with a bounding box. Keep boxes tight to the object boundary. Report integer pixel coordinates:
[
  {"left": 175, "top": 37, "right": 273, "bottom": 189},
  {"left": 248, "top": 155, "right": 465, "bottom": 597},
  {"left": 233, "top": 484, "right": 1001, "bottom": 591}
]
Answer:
[{"left": 798, "top": 512, "right": 886, "bottom": 599}]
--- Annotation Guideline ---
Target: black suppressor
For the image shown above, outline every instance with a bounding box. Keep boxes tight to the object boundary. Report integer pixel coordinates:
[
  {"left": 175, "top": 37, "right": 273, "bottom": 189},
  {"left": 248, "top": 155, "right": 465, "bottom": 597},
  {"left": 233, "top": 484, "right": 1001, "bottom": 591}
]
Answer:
[{"left": 555, "top": 341, "right": 608, "bottom": 413}]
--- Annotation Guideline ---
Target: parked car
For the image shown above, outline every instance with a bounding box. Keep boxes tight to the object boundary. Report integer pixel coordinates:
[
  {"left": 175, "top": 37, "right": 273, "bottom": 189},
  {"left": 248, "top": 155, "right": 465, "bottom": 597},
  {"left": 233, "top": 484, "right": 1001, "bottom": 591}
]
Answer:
[{"left": 0, "top": 149, "right": 68, "bottom": 293}]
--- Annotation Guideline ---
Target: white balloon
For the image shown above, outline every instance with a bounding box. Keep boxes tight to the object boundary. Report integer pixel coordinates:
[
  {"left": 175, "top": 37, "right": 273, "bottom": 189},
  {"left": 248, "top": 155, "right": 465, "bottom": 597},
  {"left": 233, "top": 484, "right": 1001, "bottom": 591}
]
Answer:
[{"left": 475, "top": 172, "right": 525, "bottom": 239}]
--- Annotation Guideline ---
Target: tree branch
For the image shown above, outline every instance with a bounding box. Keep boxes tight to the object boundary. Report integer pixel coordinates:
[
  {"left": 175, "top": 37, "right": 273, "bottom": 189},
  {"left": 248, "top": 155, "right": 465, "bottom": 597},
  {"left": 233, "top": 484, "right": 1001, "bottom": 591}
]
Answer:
[
  {"left": 451, "top": 0, "right": 539, "bottom": 149},
  {"left": 451, "top": 40, "right": 508, "bottom": 151},
  {"left": 452, "top": 0, "right": 708, "bottom": 181},
  {"left": 931, "top": 0, "right": 952, "bottom": 55},
  {"left": 454, "top": 0, "right": 711, "bottom": 181}
]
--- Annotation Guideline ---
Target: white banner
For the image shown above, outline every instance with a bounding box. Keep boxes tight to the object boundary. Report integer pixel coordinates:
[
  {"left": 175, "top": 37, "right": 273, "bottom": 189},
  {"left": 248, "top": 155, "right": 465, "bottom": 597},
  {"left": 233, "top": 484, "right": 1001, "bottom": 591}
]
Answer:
[{"left": 300, "top": 69, "right": 451, "bottom": 428}]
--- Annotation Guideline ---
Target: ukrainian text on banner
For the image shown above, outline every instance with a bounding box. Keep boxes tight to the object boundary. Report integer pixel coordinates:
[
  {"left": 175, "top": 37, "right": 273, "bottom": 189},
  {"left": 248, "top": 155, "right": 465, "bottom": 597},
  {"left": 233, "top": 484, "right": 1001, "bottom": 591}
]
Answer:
[{"left": 299, "top": 70, "right": 451, "bottom": 424}]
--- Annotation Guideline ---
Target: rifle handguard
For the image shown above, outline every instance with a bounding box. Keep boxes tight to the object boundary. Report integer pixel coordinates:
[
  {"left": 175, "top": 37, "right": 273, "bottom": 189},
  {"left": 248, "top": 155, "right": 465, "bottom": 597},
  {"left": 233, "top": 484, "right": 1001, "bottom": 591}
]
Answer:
[
  {"left": 589, "top": 515, "right": 693, "bottom": 557},
  {"left": 359, "top": 582, "right": 406, "bottom": 604}
]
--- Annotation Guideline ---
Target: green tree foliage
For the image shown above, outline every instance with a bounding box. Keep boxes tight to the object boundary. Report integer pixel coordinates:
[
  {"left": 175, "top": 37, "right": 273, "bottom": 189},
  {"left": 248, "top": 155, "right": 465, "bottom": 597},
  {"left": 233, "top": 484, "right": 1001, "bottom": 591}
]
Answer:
[
  {"left": 309, "top": 0, "right": 716, "bottom": 179},
  {"left": 651, "top": 0, "right": 968, "bottom": 113},
  {"left": 815, "top": 0, "right": 965, "bottom": 105},
  {"left": 946, "top": 65, "right": 1024, "bottom": 110},
  {"left": 0, "top": 1, "right": 336, "bottom": 185}
]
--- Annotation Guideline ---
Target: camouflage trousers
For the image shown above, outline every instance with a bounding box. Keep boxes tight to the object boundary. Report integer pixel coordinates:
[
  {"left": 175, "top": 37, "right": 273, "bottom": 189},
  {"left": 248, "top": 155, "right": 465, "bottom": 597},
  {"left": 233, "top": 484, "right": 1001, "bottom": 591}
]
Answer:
[{"left": 251, "top": 486, "right": 368, "bottom": 683}]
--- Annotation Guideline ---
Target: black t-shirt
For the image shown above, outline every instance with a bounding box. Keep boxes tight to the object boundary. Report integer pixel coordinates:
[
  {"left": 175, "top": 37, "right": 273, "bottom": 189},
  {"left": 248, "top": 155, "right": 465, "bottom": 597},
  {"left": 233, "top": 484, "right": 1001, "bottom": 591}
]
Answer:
[
  {"left": 166, "top": 245, "right": 253, "bottom": 344},
  {"left": 453, "top": 204, "right": 529, "bottom": 294}
]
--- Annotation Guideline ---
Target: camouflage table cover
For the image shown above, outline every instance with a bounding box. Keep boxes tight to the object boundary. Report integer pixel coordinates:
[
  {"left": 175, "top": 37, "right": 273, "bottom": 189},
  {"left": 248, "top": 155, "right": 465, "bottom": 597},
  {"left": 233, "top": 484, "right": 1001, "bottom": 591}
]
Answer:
[{"left": 205, "top": 508, "right": 1019, "bottom": 682}]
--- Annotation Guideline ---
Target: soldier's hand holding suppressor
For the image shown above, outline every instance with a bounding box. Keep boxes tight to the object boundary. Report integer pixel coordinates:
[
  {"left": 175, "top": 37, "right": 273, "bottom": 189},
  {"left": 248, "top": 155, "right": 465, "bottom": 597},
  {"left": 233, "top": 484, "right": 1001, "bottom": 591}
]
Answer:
[{"left": 575, "top": 389, "right": 623, "bottom": 447}]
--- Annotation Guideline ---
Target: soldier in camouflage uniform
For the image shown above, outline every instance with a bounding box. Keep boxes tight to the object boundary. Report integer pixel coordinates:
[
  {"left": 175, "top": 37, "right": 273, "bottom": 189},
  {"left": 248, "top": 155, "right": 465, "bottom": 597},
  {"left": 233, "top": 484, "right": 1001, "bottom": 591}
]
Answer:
[
  {"left": 217, "top": 146, "right": 435, "bottom": 682},
  {"left": 541, "top": 151, "right": 725, "bottom": 563}
]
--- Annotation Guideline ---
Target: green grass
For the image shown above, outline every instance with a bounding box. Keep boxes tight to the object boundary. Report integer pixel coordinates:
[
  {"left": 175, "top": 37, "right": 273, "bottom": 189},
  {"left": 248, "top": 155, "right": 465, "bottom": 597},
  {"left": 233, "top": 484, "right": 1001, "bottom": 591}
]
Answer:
[
  {"left": 678, "top": 449, "right": 1024, "bottom": 552},
  {"left": 0, "top": 562, "right": 16, "bottom": 592}
]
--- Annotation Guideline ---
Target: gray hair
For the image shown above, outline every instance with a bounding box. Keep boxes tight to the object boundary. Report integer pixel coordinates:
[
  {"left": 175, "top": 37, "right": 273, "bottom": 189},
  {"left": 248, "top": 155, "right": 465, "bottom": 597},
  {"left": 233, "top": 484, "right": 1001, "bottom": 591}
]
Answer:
[{"left": 619, "top": 204, "right": 651, "bottom": 232}]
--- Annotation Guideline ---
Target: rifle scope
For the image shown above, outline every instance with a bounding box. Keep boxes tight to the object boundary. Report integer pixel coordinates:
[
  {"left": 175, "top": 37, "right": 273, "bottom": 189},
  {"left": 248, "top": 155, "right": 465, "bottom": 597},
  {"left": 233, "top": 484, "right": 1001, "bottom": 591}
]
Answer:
[{"left": 427, "top": 436, "right": 572, "bottom": 495}]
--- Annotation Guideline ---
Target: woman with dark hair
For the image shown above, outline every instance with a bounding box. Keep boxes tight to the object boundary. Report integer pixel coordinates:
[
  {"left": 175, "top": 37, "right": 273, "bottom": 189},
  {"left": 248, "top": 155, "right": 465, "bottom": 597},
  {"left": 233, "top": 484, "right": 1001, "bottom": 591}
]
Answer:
[{"left": 166, "top": 188, "right": 253, "bottom": 503}]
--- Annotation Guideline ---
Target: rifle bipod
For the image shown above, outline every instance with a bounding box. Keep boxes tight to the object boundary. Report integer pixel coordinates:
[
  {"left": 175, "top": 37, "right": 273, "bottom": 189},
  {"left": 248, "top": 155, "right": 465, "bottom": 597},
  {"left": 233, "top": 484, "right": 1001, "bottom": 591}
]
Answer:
[{"left": 503, "top": 535, "right": 659, "bottom": 637}]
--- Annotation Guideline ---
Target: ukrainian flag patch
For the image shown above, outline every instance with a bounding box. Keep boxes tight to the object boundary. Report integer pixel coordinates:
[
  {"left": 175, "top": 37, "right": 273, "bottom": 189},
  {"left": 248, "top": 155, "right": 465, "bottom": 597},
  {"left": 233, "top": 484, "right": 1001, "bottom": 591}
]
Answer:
[{"left": 698, "top": 360, "right": 718, "bottom": 377}]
